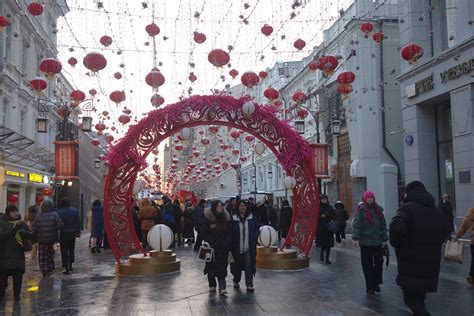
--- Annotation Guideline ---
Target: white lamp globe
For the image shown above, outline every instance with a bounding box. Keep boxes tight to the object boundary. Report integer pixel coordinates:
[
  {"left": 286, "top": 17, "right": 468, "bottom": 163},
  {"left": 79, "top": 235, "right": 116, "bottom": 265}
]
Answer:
[
  {"left": 242, "top": 101, "right": 255, "bottom": 116},
  {"left": 258, "top": 225, "right": 278, "bottom": 247},
  {"left": 254, "top": 142, "right": 265, "bottom": 155},
  {"left": 179, "top": 127, "right": 192, "bottom": 140},
  {"left": 283, "top": 176, "right": 297, "bottom": 189},
  {"left": 147, "top": 224, "right": 174, "bottom": 251}
]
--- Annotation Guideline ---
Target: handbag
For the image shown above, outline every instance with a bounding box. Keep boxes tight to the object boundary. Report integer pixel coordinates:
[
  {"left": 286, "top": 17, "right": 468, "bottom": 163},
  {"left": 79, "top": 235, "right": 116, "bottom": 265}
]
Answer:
[
  {"left": 21, "top": 235, "right": 32, "bottom": 252},
  {"left": 198, "top": 241, "right": 215, "bottom": 262},
  {"left": 444, "top": 240, "right": 464, "bottom": 263}
]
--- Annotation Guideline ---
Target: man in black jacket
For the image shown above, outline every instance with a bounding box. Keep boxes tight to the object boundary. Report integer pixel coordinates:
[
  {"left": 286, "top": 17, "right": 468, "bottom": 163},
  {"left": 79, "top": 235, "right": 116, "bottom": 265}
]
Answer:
[
  {"left": 389, "top": 181, "right": 447, "bottom": 316},
  {"left": 57, "top": 198, "right": 80, "bottom": 274}
]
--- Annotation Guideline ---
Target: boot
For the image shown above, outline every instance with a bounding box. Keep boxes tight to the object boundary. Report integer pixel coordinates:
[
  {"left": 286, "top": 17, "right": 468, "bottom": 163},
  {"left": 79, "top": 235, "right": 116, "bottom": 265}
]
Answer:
[
  {"left": 95, "top": 247, "right": 101, "bottom": 253},
  {"left": 320, "top": 248, "right": 325, "bottom": 262},
  {"left": 91, "top": 247, "right": 97, "bottom": 254},
  {"left": 325, "top": 248, "right": 332, "bottom": 264}
]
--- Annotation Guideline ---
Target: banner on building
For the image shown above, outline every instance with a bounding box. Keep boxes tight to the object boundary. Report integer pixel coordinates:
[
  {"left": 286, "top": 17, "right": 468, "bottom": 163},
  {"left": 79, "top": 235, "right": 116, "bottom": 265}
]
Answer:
[
  {"left": 54, "top": 141, "right": 78, "bottom": 178},
  {"left": 178, "top": 190, "right": 198, "bottom": 206},
  {"left": 312, "top": 143, "right": 330, "bottom": 178}
]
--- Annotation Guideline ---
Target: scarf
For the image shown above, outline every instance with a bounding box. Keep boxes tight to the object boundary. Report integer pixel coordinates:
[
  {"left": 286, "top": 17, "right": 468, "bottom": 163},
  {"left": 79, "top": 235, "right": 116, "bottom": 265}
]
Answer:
[{"left": 7, "top": 220, "right": 23, "bottom": 247}]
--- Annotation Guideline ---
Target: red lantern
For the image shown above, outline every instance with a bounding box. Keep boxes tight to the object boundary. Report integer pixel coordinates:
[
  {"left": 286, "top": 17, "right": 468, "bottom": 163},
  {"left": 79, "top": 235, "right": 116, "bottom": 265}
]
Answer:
[
  {"left": 175, "top": 145, "right": 184, "bottom": 151},
  {"left": 372, "top": 32, "right": 385, "bottom": 43},
  {"left": 208, "top": 126, "right": 219, "bottom": 134},
  {"left": 259, "top": 71, "right": 268, "bottom": 79},
  {"left": 145, "top": 67, "right": 165, "bottom": 91},
  {"left": 39, "top": 58, "right": 62, "bottom": 80},
  {"left": 114, "top": 72, "right": 122, "bottom": 79},
  {"left": 264, "top": 87, "right": 279, "bottom": 101},
  {"left": 123, "top": 108, "right": 132, "bottom": 115},
  {"left": 297, "top": 109, "right": 308, "bottom": 119},
  {"left": 91, "top": 138, "right": 100, "bottom": 146},
  {"left": 229, "top": 69, "right": 239, "bottom": 78},
  {"left": 109, "top": 91, "right": 125, "bottom": 105},
  {"left": 401, "top": 43, "right": 424, "bottom": 64},
  {"left": 68, "top": 57, "right": 78, "bottom": 67},
  {"left": 83, "top": 52, "right": 107, "bottom": 74},
  {"left": 89, "top": 89, "right": 97, "bottom": 96},
  {"left": 230, "top": 131, "right": 240, "bottom": 139},
  {"left": 30, "top": 77, "right": 47, "bottom": 95},
  {"left": 43, "top": 188, "right": 54, "bottom": 196},
  {"left": 188, "top": 72, "right": 197, "bottom": 82},
  {"left": 240, "top": 156, "right": 247, "bottom": 162},
  {"left": 208, "top": 49, "right": 230, "bottom": 68},
  {"left": 360, "top": 22, "right": 373, "bottom": 37},
  {"left": 151, "top": 94, "right": 165, "bottom": 107},
  {"left": 245, "top": 135, "right": 254, "bottom": 142},
  {"left": 292, "top": 91, "right": 308, "bottom": 104},
  {"left": 100, "top": 35, "right": 113, "bottom": 47},
  {"left": 118, "top": 114, "right": 130, "bottom": 124},
  {"left": 318, "top": 55, "right": 338, "bottom": 77},
  {"left": 309, "top": 62, "right": 319, "bottom": 71},
  {"left": 232, "top": 149, "right": 239, "bottom": 155},
  {"left": 152, "top": 149, "right": 159, "bottom": 155},
  {"left": 105, "top": 134, "right": 114, "bottom": 143},
  {"left": 201, "top": 138, "right": 210, "bottom": 145},
  {"left": 7, "top": 194, "right": 18, "bottom": 204},
  {"left": 0, "top": 16, "right": 9, "bottom": 32},
  {"left": 95, "top": 122, "right": 106, "bottom": 132},
  {"left": 221, "top": 162, "right": 228, "bottom": 169},
  {"left": 193, "top": 31, "right": 206, "bottom": 44},
  {"left": 70, "top": 90, "right": 86, "bottom": 102},
  {"left": 294, "top": 38, "right": 306, "bottom": 50},
  {"left": 27, "top": 2, "right": 43, "bottom": 16},
  {"left": 145, "top": 23, "right": 160, "bottom": 37},
  {"left": 337, "top": 71, "right": 356, "bottom": 84},
  {"left": 337, "top": 84, "right": 352, "bottom": 95},
  {"left": 241, "top": 72, "right": 260, "bottom": 88},
  {"left": 261, "top": 24, "right": 273, "bottom": 36}
]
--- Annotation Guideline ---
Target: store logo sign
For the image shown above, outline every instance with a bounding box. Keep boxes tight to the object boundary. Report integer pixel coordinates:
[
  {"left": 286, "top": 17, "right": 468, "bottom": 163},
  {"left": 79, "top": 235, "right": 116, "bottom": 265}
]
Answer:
[
  {"left": 440, "top": 58, "right": 474, "bottom": 83},
  {"left": 28, "top": 173, "right": 43, "bottom": 183},
  {"left": 5, "top": 170, "right": 25, "bottom": 178}
]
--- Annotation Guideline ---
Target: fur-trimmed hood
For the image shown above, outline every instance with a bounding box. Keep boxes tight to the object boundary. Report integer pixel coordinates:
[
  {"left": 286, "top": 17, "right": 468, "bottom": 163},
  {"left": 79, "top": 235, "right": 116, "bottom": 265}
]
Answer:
[
  {"left": 232, "top": 213, "right": 254, "bottom": 221},
  {"left": 204, "top": 207, "right": 230, "bottom": 223}
]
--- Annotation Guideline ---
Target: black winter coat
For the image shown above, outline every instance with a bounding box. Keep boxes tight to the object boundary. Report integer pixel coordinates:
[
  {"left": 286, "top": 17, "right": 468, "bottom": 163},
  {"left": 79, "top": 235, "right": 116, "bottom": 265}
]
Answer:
[
  {"left": 182, "top": 207, "right": 195, "bottom": 239},
  {"left": 315, "top": 203, "right": 335, "bottom": 248},
  {"left": 201, "top": 209, "right": 232, "bottom": 278},
  {"left": 389, "top": 187, "right": 447, "bottom": 293},
  {"left": 254, "top": 204, "right": 269, "bottom": 226},
  {"left": 438, "top": 201, "right": 454, "bottom": 235},
  {"left": 0, "top": 219, "right": 32, "bottom": 273},
  {"left": 57, "top": 206, "right": 81, "bottom": 234},
  {"left": 279, "top": 206, "right": 293, "bottom": 238},
  {"left": 32, "top": 211, "right": 63, "bottom": 244}
]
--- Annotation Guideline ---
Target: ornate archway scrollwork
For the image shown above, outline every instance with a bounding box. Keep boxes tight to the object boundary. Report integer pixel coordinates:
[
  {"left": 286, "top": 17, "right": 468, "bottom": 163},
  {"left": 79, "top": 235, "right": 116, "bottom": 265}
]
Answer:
[{"left": 104, "top": 95, "right": 320, "bottom": 262}]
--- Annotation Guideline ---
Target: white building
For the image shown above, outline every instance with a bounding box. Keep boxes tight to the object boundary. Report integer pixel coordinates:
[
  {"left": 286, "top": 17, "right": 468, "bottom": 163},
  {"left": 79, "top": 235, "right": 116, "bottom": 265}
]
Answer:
[{"left": 0, "top": 0, "right": 69, "bottom": 216}]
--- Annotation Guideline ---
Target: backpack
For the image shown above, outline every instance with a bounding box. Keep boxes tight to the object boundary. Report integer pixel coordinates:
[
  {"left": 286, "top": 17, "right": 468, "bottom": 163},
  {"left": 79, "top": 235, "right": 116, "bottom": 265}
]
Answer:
[{"left": 163, "top": 206, "right": 175, "bottom": 224}]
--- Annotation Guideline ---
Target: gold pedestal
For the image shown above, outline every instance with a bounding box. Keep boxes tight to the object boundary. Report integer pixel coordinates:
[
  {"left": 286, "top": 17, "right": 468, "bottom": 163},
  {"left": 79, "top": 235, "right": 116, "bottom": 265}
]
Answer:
[
  {"left": 256, "top": 246, "right": 309, "bottom": 270},
  {"left": 116, "top": 250, "right": 180, "bottom": 276}
]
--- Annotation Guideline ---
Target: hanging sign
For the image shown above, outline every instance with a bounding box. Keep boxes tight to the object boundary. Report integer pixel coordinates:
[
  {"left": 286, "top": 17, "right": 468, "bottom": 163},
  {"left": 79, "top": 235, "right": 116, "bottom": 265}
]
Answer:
[
  {"left": 311, "top": 143, "right": 330, "bottom": 178},
  {"left": 54, "top": 141, "right": 78, "bottom": 178}
]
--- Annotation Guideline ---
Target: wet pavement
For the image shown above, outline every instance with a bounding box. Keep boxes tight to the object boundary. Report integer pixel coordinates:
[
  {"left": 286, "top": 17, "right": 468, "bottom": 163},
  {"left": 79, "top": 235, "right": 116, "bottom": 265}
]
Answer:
[{"left": 1, "top": 236, "right": 473, "bottom": 315}]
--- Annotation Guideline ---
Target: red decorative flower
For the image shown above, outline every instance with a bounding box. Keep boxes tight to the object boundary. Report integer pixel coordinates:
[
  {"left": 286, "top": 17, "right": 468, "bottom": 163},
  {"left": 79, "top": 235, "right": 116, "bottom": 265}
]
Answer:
[
  {"left": 230, "top": 131, "right": 240, "bottom": 139},
  {"left": 91, "top": 138, "right": 101, "bottom": 146}
]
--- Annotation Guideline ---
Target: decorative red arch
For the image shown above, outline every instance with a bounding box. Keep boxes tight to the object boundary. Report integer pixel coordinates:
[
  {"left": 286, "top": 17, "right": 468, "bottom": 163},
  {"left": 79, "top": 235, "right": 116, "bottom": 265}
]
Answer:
[{"left": 104, "top": 95, "right": 319, "bottom": 262}]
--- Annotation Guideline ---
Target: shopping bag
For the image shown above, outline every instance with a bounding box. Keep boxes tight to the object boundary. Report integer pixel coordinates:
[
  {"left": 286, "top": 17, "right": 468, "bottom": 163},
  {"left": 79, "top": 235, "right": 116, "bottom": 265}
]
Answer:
[
  {"left": 198, "top": 241, "right": 214, "bottom": 262},
  {"left": 444, "top": 240, "right": 464, "bottom": 263}
]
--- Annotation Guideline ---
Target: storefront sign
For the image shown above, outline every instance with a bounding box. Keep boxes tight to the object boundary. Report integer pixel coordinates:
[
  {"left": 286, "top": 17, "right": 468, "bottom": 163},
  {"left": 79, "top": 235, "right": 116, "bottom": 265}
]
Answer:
[
  {"left": 5, "top": 170, "right": 25, "bottom": 178},
  {"left": 312, "top": 143, "right": 330, "bottom": 178},
  {"left": 415, "top": 74, "right": 434, "bottom": 95},
  {"left": 440, "top": 58, "right": 474, "bottom": 83},
  {"left": 28, "top": 173, "right": 43, "bottom": 183},
  {"left": 54, "top": 141, "right": 78, "bottom": 178}
]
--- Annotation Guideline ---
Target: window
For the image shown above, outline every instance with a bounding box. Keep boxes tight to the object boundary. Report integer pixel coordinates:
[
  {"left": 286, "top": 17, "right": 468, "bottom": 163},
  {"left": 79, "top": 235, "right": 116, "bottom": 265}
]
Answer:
[
  {"left": 21, "top": 41, "right": 30, "bottom": 75},
  {"left": 1, "top": 98, "right": 10, "bottom": 128},
  {"left": 36, "top": 54, "right": 42, "bottom": 76},
  {"left": 20, "top": 110, "right": 27, "bottom": 135},
  {"left": 430, "top": 0, "right": 449, "bottom": 55},
  {"left": 3, "top": 22, "right": 12, "bottom": 62}
]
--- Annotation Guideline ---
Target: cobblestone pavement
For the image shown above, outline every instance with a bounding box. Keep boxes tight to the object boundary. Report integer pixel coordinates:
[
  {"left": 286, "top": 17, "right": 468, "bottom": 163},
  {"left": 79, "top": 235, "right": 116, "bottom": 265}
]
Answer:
[{"left": 0, "top": 236, "right": 473, "bottom": 315}]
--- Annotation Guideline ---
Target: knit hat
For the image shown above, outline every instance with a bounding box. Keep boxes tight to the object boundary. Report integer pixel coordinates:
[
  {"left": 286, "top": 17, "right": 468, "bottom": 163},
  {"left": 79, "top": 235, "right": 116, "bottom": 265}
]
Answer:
[
  {"left": 362, "top": 191, "right": 375, "bottom": 201},
  {"left": 405, "top": 181, "right": 425, "bottom": 194}
]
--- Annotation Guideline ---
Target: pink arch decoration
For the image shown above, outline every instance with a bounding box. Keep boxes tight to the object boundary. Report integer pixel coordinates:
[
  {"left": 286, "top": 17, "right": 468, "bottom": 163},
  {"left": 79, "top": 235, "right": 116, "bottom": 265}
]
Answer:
[{"left": 104, "top": 95, "right": 320, "bottom": 262}]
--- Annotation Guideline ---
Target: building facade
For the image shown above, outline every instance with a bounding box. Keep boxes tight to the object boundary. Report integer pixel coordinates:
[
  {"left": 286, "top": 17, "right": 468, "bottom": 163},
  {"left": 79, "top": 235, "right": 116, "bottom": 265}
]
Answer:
[{"left": 398, "top": 0, "right": 474, "bottom": 219}]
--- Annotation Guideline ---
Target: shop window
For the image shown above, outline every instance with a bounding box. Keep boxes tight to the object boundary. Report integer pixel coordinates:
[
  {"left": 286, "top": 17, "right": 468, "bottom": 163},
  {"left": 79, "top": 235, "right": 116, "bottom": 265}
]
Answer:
[
  {"left": 430, "top": 0, "right": 449, "bottom": 55},
  {"left": 436, "top": 103, "right": 455, "bottom": 208}
]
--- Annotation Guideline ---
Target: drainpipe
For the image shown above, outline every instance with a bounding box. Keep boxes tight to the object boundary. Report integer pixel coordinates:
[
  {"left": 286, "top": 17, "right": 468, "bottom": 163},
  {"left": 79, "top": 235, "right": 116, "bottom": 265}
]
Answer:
[
  {"left": 0, "top": 1, "right": 4, "bottom": 73},
  {"left": 379, "top": 21, "right": 402, "bottom": 185}
]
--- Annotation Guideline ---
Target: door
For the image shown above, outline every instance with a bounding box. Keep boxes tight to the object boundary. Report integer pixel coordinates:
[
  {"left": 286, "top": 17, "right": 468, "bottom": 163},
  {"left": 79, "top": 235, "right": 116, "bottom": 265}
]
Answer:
[{"left": 336, "top": 133, "right": 353, "bottom": 214}]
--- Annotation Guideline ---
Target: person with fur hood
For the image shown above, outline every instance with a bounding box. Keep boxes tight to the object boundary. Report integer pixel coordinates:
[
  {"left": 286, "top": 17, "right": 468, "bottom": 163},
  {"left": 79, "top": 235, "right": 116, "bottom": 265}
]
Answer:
[
  {"left": 138, "top": 198, "right": 157, "bottom": 251},
  {"left": 201, "top": 200, "right": 232, "bottom": 296}
]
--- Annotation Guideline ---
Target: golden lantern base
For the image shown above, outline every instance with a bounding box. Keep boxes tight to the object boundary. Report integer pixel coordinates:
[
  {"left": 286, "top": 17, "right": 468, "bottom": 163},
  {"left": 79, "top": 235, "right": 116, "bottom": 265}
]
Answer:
[
  {"left": 115, "top": 250, "right": 180, "bottom": 276},
  {"left": 256, "top": 246, "right": 309, "bottom": 270}
]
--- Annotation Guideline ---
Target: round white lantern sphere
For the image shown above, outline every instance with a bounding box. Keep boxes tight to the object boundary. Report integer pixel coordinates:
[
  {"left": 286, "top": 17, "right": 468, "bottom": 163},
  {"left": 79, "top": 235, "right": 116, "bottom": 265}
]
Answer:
[
  {"left": 179, "top": 127, "right": 192, "bottom": 140},
  {"left": 258, "top": 225, "right": 278, "bottom": 247},
  {"left": 283, "top": 176, "right": 297, "bottom": 189},
  {"left": 147, "top": 224, "right": 174, "bottom": 251},
  {"left": 254, "top": 142, "right": 265, "bottom": 155},
  {"left": 242, "top": 101, "right": 255, "bottom": 116}
]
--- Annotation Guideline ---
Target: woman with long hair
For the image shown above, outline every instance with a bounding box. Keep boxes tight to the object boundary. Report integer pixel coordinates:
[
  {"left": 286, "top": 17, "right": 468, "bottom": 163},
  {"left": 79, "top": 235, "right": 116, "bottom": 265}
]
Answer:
[{"left": 201, "top": 200, "right": 232, "bottom": 295}]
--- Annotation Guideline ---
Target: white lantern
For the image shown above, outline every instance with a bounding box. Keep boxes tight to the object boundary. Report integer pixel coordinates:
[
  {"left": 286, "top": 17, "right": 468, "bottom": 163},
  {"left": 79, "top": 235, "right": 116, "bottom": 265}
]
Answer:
[
  {"left": 254, "top": 142, "right": 265, "bottom": 155},
  {"left": 242, "top": 101, "right": 255, "bottom": 116},
  {"left": 283, "top": 176, "right": 297, "bottom": 189},
  {"left": 179, "top": 127, "right": 192, "bottom": 140},
  {"left": 258, "top": 225, "right": 278, "bottom": 247},
  {"left": 147, "top": 224, "right": 174, "bottom": 251}
]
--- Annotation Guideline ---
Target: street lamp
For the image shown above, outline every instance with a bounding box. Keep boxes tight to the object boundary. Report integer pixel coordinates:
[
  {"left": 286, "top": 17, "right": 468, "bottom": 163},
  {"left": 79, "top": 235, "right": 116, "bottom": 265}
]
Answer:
[
  {"left": 332, "top": 119, "right": 341, "bottom": 135},
  {"left": 82, "top": 116, "right": 93, "bottom": 132},
  {"left": 295, "top": 120, "right": 305, "bottom": 134},
  {"left": 36, "top": 117, "right": 48, "bottom": 133},
  {"left": 268, "top": 170, "right": 273, "bottom": 179},
  {"left": 243, "top": 178, "right": 248, "bottom": 185}
]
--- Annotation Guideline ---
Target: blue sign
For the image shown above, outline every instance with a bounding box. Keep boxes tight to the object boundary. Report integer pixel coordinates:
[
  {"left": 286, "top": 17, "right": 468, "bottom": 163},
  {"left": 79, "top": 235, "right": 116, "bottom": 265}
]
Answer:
[{"left": 405, "top": 134, "right": 414, "bottom": 146}]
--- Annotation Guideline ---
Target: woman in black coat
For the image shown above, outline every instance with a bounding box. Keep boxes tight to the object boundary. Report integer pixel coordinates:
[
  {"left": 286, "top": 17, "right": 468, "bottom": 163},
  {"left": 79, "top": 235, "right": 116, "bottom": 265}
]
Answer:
[
  {"left": 0, "top": 206, "right": 33, "bottom": 301},
  {"left": 334, "top": 201, "right": 349, "bottom": 244},
  {"left": 315, "top": 195, "right": 335, "bottom": 264},
  {"left": 279, "top": 200, "right": 293, "bottom": 239},
  {"left": 201, "top": 200, "right": 232, "bottom": 296},
  {"left": 389, "top": 181, "right": 447, "bottom": 315},
  {"left": 182, "top": 202, "right": 195, "bottom": 243}
]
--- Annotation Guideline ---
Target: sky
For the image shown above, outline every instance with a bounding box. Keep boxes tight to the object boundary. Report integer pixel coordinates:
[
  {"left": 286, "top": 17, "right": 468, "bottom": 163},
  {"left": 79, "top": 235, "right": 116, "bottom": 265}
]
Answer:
[{"left": 57, "top": 0, "right": 354, "bottom": 136}]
